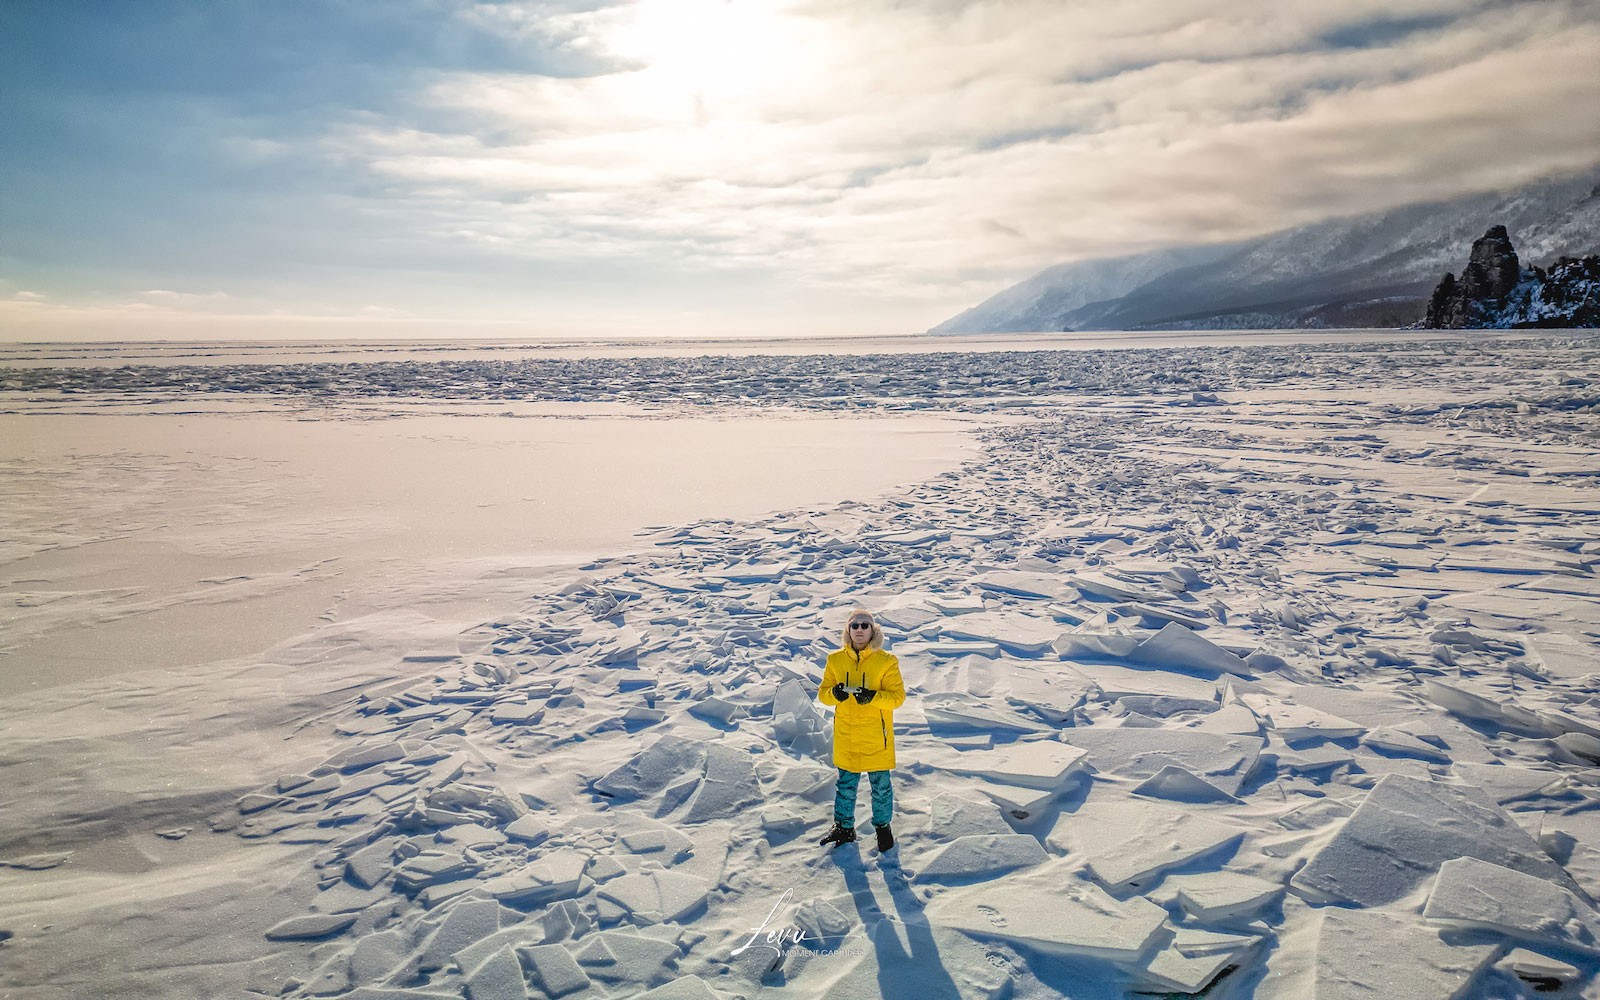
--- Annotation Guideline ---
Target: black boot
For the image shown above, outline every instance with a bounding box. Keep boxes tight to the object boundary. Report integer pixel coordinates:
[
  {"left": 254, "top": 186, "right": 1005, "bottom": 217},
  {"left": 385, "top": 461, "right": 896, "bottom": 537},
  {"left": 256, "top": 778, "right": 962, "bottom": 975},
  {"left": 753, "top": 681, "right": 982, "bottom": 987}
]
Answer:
[
  {"left": 875, "top": 824, "right": 895, "bottom": 852},
  {"left": 819, "top": 823, "right": 856, "bottom": 848}
]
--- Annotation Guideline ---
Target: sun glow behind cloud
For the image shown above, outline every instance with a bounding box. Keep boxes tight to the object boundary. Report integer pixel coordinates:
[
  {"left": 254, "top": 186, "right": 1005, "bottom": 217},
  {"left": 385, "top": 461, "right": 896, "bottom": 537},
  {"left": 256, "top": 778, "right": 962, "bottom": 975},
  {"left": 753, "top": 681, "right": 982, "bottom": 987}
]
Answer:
[
  {"left": 603, "top": 0, "right": 810, "bottom": 107},
  {"left": 2, "top": 0, "right": 1599, "bottom": 339}
]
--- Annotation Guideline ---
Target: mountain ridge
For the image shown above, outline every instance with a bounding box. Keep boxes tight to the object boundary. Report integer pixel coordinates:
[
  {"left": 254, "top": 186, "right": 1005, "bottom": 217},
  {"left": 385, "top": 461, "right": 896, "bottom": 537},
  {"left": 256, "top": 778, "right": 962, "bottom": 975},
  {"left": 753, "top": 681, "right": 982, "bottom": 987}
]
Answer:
[{"left": 930, "top": 171, "right": 1600, "bottom": 333}]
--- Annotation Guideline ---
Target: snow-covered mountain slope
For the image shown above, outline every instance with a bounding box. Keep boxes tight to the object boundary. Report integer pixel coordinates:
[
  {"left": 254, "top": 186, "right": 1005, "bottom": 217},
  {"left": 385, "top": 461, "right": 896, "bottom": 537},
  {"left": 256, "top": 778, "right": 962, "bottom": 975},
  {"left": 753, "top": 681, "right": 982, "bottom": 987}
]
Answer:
[
  {"left": 928, "top": 245, "right": 1236, "bottom": 336},
  {"left": 931, "top": 171, "right": 1600, "bottom": 333}
]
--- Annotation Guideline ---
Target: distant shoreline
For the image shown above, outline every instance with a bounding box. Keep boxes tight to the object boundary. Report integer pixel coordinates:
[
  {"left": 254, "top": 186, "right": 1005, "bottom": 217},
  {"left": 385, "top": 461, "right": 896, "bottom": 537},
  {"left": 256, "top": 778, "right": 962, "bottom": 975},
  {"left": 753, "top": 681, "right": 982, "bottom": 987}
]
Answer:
[{"left": 0, "top": 327, "right": 1587, "bottom": 369}]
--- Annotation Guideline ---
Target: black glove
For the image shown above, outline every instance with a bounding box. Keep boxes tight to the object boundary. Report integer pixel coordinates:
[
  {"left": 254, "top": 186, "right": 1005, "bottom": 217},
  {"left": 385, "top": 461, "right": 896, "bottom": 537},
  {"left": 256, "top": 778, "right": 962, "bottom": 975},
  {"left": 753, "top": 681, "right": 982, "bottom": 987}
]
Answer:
[
  {"left": 853, "top": 688, "right": 877, "bottom": 704},
  {"left": 831, "top": 683, "right": 848, "bottom": 702}
]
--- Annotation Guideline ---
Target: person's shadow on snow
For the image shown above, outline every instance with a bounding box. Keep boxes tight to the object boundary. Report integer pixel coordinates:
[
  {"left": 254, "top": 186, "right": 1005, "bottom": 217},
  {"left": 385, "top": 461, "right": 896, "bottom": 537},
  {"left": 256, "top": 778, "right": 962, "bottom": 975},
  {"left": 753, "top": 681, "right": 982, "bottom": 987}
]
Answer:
[{"left": 834, "top": 847, "right": 962, "bottom": 999}]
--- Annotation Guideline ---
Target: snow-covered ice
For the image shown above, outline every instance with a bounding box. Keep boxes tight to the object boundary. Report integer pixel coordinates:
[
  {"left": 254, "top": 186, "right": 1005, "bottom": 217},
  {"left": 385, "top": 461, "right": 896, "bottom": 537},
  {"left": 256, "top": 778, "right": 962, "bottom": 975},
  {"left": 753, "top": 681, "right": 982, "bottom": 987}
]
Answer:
[
  {"left": 1291, "top": 773, "right": 1576, "bottom": 907},
  {"left": 1049, "top": 799, "right": 1246, "bottom": 893},
  {"left": 1301, "top": 906, "right": 1499, "bottom": 999},
  {"left": 3, "top": 331, "right": 1600, "bottom": 999},
  {"left": 924, "top": 860, "right": 1169, "bottom": 961}
]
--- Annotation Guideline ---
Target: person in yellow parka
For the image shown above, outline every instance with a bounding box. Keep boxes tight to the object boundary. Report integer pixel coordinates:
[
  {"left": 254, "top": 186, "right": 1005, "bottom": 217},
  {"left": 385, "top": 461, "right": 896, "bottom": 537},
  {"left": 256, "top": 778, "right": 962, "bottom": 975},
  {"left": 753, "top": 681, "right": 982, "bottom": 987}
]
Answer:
[{"left": 817, "top": 608, "right": 906, "bottom": 852}]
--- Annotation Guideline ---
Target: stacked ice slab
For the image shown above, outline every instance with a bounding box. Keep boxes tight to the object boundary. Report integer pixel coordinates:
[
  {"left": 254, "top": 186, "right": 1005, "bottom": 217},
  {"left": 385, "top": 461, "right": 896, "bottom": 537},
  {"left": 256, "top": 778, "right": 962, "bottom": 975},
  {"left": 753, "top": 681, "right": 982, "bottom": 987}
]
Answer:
[{"left": 934, "top": 738, "right": 1089, "bottom": 820}]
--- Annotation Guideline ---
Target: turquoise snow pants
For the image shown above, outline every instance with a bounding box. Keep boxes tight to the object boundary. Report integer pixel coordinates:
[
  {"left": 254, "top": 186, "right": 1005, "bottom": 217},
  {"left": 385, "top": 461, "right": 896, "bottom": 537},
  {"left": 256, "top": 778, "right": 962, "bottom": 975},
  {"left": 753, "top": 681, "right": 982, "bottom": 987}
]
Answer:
[{"left": 834, "top": 768, "right": 893, "bottom": 828}]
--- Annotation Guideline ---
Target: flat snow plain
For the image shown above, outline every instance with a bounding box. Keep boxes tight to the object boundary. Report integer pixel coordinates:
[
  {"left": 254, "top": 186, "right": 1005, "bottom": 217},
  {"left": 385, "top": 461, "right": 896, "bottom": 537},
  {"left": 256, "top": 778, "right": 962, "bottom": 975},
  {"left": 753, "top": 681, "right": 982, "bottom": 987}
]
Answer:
[
  {"left": 0, "top": 401, "right": 976, "bottom": 692},
  {"left": 2, "top": 331, "right": 1599, "bottom": 1000}
]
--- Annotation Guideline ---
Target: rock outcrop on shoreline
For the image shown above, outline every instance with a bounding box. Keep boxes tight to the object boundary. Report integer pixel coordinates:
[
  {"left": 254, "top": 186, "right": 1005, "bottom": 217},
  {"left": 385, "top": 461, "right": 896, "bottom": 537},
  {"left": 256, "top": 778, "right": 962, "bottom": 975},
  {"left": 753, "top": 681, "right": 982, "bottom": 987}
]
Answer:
[{"left": 1425, "top": 226, "right": 1600, "bottom": 329}]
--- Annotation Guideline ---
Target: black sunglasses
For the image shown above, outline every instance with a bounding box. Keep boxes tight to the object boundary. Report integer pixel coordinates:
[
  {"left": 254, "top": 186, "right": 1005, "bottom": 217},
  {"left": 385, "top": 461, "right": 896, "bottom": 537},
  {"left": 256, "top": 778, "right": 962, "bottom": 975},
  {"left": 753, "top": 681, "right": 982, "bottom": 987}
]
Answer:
[{"left": 850, "top": 621, "right": 873, "bottom": 630}]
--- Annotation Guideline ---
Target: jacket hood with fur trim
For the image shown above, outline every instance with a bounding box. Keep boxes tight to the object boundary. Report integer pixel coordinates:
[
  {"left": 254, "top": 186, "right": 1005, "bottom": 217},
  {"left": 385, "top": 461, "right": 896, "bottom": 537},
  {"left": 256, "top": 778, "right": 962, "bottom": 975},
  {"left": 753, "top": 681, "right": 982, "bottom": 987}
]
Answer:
[{"left": 839, "top": 610, "right": 884, "bottom": 651}]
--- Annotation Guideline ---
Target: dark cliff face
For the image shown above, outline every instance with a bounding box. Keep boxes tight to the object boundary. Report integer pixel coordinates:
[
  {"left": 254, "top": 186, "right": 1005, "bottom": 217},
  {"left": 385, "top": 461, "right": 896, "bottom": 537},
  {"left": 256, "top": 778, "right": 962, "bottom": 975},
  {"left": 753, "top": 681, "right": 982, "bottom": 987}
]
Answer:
[
  {"left": 1425, "top": 272, "right": 1464, "bottom": 328},
  {"left": 1424, "top": 226, "right": 1599, "bottom": 329},
  {"left": 1425, "top": 225, "right": 1524, "bottom": 328},
  {"left": 1459, "top": 224, "right": 1521, "bottom": 301}
]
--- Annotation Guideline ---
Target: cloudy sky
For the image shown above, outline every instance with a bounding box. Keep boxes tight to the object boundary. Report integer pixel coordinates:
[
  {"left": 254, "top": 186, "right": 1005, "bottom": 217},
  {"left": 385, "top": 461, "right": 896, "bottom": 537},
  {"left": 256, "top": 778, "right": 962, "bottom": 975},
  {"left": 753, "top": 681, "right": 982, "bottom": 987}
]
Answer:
[{"left": 3, "top": 0, "right": 1598, "bottom": 341}]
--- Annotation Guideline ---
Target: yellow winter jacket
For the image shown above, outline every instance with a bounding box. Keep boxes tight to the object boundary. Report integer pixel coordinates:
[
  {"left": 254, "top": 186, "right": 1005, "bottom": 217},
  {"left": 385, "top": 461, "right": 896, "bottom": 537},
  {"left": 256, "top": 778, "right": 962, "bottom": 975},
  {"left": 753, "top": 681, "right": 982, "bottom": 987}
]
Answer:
[{"left": 818, "top": 646, "right": 906, "bottom": 773}]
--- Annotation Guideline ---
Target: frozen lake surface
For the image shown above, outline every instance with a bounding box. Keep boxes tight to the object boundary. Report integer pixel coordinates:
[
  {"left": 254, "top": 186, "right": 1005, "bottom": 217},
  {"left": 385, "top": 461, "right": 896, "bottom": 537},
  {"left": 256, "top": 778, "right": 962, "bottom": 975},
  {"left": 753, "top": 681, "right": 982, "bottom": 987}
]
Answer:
[
  {"left": 1, "top": 403, "right": 979, "bottom": 691},
  {"left": 0, "top": 326, "right": 1573, "bottom": 367},
  {"left": 1, "top": 330, "right": 1598, "bottom": 999}
]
